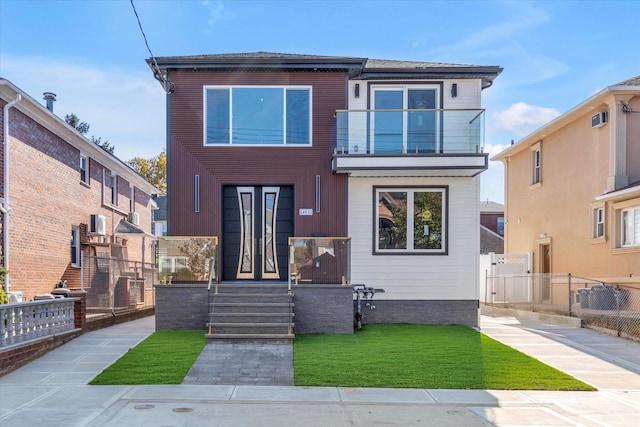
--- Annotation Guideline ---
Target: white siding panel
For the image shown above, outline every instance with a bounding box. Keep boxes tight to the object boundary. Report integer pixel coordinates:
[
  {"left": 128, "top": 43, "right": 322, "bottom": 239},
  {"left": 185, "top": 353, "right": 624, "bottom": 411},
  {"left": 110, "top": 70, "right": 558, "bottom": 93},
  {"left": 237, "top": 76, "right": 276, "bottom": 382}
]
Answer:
[{"left": 348, "top": 176, "right": 480, "bottom": 300}]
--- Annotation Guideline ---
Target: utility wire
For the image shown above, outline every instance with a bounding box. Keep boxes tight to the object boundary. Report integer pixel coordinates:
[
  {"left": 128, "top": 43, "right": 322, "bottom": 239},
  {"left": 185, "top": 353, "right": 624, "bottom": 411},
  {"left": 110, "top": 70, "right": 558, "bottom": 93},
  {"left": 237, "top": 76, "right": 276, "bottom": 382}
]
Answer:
[{"left": 130, "top": 0, "right": 174, "bottom": 93}]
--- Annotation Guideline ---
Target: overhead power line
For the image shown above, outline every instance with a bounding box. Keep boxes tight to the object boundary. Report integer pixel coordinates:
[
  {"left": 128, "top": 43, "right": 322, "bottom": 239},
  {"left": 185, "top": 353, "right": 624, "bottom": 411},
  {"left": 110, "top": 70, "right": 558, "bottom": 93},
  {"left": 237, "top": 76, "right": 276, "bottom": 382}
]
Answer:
[{"left": 130, "top": 0, "right": 174, "bottom": 94}]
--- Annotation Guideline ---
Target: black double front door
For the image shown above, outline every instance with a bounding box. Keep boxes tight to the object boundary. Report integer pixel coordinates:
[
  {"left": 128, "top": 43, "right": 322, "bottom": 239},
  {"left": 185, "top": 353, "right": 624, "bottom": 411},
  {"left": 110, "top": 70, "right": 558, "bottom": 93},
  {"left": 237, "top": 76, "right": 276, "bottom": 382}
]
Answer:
[{"left": 222, "top": 186, "right": 293, "bottom": 281}]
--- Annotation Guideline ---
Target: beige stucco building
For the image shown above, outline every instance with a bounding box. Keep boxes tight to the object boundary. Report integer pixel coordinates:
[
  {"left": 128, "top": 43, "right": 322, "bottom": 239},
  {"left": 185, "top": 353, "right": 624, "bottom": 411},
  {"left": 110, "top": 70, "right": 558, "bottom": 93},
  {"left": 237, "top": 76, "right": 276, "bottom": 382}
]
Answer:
[{"left": 493, "top": 76, "right": 640, "bottom": 288}]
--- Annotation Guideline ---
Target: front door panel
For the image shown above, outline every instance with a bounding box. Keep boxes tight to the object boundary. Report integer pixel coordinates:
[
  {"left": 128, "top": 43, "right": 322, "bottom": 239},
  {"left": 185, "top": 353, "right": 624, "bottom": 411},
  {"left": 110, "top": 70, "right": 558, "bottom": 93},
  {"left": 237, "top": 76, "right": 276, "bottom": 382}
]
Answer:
[{"left": 223, "top": 186, "right": 292, "bottom": 281}]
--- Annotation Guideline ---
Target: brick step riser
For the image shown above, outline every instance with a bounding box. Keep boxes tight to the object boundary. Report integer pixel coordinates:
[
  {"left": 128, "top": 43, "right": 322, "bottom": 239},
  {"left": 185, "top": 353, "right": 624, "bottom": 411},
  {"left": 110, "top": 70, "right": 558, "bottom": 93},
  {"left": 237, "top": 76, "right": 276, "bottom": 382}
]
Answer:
[
  {"left": 207, "top": 325, "right": 292, "bottom": 335},
  {"left": 209, "top": 315, "right": 293, "bottom": 323},
  {"left": 212, "top": 296, "right": 292, "bottom": 304},
  {"left": 211, "top": 304, "right": 293, "bottom": 314}
]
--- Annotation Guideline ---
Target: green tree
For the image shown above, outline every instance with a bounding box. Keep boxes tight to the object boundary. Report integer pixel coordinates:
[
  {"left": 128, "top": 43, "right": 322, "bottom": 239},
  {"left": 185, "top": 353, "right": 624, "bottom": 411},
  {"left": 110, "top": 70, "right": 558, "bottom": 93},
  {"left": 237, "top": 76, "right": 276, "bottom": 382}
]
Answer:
[
  {"left": 127, "top": 151, "right": 166, "bottom": 195},
  {"left": 64, "top": 113, "right": 115, "bottom": 154}
]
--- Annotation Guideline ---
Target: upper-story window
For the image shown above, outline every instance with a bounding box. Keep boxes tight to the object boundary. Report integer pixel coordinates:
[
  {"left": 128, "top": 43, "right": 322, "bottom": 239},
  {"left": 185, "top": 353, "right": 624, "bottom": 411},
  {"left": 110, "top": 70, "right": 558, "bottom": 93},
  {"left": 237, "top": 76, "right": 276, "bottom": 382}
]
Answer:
[
  {"left": 109, "top": 172, "right": 118, "bottom": 206},
  {"left": 497, "top": 217, "right": 505, "bottom": 236},
  {"left": 371, "top": 85, "right": 439, "bottom": 154},
  {"left": 204, "top": 86, "right": 312, "bottom": 146},
  {"left": 621, "top": 206, "right": 640, "bottom": 247},
  {"left": 80, "top": 155, "right": 89, "bottom": 184},
  {"left": 529, "top": 141, "right": 542, "bottom": 186},
  {"left": 129, "top": 185, "right": 135, "bottom": 212}
]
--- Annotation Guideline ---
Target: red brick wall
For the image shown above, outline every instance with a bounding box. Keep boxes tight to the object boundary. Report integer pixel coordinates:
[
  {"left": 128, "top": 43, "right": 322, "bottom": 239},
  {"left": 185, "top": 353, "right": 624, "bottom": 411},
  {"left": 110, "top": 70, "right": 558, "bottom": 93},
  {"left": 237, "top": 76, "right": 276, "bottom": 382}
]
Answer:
[
  {"left": 5, "top": 107, "right": 154, "bottom": 301},
  {"left": 480, "top": 212, "right": 504, "bottom": 235}
]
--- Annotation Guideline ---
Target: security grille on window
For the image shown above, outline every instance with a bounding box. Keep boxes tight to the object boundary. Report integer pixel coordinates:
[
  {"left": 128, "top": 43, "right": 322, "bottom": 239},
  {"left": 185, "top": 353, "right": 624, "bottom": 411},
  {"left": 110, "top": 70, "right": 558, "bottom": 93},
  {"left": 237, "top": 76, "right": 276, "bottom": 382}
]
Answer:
[{"left": 375, "top": 187, "right": 447, "bottom": 254}]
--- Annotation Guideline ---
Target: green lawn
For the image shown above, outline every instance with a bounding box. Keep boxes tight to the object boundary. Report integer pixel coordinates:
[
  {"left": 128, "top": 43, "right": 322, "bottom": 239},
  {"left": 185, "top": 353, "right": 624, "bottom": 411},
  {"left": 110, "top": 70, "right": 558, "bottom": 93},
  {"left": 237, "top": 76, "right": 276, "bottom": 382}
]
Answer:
[
  {"left": 90, "top": 330, "right": 207, "bottom": 385},
  {"left": 90, "top": 325, "right": 595, "bottom": 390},
  {"left": 294, "top": 325, "right": 595, "bottom": 390}
]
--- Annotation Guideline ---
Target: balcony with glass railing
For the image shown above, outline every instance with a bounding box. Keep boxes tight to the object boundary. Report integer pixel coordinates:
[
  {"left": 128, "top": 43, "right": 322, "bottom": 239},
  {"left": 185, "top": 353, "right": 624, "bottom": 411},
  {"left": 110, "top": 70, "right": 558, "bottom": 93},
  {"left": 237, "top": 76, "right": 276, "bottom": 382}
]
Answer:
[{"left": 332, "top": 109, "right": 488, "bottom": 177}]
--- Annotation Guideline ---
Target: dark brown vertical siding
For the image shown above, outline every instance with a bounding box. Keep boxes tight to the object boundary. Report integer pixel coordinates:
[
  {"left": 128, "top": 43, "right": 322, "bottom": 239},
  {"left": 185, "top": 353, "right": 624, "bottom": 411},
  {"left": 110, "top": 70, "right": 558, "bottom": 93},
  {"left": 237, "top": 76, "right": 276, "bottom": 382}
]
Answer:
[{"left": 167, "top": 70, "right": 347, "bottom": 238}]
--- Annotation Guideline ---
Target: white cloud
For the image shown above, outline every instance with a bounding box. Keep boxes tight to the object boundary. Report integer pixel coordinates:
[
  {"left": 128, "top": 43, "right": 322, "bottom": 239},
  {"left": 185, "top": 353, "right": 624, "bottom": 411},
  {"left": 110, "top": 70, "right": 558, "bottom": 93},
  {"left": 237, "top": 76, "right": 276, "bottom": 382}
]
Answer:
[
  {"left": 1, "top": 55, "right": 166, "bottom": 160},
  {"left": 491, "top": 102, "right": 560, "bottom": 138},
  {"left": 202, "top": 1, "right": 234, "bottom": 28}
]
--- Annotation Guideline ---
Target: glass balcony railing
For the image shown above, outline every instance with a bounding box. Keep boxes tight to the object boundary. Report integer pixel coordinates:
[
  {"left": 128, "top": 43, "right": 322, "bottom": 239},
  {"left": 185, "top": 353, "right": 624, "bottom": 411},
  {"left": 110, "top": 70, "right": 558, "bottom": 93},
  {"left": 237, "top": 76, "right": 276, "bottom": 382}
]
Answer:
[
  {"left": 156, "top": 236, "right": 218, "bottom": 286},
  {"left": 288, "top": 237, "right": 351, "bottom": 289},
  {"left": 335, "top": 109, "right": 485, "bottom": 155}
]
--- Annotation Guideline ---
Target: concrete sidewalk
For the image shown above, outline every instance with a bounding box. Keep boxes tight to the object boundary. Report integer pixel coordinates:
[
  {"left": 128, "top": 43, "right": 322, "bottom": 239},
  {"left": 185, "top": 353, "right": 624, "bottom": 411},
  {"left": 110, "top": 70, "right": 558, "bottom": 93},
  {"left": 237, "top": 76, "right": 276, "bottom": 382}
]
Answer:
[{"left": 1, "top": 315, "right": 639, "bottom": 427}]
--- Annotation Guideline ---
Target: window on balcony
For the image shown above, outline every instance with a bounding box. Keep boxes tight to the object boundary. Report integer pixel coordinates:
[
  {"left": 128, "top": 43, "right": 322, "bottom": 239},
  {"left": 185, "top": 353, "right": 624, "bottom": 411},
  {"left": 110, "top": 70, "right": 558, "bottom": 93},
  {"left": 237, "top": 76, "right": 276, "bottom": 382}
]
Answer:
[
  {"left": 375, "top": 187, "right": 447, "bottom": 254},
  {"left": 371, "top": 86, "right": 439, "bottom": 154},
  {"left": 204, "top": 86, "right": 311, "bottom": 145}
]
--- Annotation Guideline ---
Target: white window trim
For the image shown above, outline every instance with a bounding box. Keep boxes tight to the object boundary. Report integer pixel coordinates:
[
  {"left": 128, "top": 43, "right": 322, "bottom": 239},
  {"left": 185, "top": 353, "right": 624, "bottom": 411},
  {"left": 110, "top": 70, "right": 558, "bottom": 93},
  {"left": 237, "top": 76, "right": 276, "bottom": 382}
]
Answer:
[
  {"left": 595, "top": 207, "right": 605, "bottom": 239},
  {"left": 80, "top": 154, "right": 89, "bottom": 185},
  {"left": 71, "top": 226, "right": 81, "bottom": 267},
  {"left": 529, "top": 141, "right": 541, "bottom": 187},
  {"left": 203, "top": 85, "right": 313, "bottom": 147},
  {"left": 110, "top": 173, "right": 118, "bottom": 206},
  {"left": 621, "top": 206, "right": 640, "bottom": 247},
  {"left": 374, "top": 186, "right": 448, "bottom": 255}
]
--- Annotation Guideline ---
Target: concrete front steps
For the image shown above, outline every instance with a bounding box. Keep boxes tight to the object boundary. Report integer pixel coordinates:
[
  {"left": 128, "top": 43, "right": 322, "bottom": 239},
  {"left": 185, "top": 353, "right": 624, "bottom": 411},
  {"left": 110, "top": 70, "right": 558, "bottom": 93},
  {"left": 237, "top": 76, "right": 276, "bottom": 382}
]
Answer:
[{"left": 205, "top": 282, "right": 294, "bottom": 341}]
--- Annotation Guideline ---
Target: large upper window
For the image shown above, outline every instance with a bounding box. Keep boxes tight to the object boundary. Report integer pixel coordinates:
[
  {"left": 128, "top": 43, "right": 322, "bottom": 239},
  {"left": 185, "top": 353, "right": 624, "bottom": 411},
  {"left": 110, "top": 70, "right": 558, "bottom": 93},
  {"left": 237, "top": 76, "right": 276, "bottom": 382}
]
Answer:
[
  {"left": 375, "top": 187, "right": 447, "bottom": 254},
  {"left": 204, "top": 86, "right": 312, "bottom": 146},
  {"left": 621, "top": 206, "right": 640, "bottom": 247},
  {"left": 371, "top": 85, "right": 439, "bottom": 154}
]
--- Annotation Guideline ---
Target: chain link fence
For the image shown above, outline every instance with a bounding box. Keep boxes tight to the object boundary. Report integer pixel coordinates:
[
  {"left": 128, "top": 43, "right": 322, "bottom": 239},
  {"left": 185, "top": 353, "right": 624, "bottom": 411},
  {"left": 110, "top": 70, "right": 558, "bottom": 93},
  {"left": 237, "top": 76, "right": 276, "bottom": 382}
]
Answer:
[
  {"left": 484, "top": 273, "right": 640, "bottom": 341},
  {"left": 81, "top": 254, "right": 157, "bottom": 315}
]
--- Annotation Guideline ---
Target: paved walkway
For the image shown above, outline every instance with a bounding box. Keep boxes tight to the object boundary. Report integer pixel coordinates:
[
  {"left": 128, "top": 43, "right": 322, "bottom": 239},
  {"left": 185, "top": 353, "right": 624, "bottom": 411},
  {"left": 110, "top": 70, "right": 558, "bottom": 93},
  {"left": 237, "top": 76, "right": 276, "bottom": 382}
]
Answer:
[
  {"left": 1, "top": 315, "right": 639, "bottom": 426},
  {"left": 182, "top": 342, "right": 294, "bottom": 386}
]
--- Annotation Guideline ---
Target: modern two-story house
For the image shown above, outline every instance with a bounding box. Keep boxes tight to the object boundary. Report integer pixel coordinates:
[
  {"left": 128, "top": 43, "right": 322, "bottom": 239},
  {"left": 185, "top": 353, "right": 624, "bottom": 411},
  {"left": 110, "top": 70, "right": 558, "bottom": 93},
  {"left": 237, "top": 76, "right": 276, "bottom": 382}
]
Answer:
[
  {"left": 492, "top": 76, "right": 639, "bottom": 289},
  {"left": 150, "top": 52, "right": 501, "bottom": 328},
  {"left": 1, "top": 78, "right": 158, "bottom": 304}
]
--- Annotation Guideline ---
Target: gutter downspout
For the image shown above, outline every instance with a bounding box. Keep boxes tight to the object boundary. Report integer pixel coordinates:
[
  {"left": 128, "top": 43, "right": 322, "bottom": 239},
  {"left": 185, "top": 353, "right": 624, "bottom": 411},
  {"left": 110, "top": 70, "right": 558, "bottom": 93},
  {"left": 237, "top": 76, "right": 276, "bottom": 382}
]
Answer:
[{"left": 2, "top": 93, "right": 22, "bottom": 292}]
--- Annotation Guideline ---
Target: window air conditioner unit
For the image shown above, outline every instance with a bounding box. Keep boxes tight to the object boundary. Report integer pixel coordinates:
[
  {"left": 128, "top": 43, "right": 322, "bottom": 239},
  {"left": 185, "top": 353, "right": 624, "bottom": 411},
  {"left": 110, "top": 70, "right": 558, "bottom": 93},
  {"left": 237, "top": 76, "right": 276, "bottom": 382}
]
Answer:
[
  {"left": 90, "top": 214, "right": 107, "bottom": 235},
  {"left": 591, "top": 111, "right": 608, "bottom": 128},
  {"left": 128, "top": 211, "right": 140, "bottom": 226}
]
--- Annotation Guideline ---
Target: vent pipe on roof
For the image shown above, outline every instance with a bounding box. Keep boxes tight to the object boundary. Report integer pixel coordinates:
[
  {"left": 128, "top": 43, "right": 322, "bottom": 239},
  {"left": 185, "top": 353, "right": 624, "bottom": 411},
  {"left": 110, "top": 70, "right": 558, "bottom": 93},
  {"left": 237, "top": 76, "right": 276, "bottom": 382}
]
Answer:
[{"left": 43, "top": 92, "right": 57, "bottom": 112}]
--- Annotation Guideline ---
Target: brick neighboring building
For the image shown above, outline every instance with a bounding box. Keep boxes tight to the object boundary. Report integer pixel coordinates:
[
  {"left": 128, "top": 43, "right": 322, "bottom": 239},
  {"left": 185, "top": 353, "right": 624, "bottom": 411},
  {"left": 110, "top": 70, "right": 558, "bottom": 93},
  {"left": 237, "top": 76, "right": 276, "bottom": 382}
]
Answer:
[
  {"left": 480, "top": 200, "right": 504, "bottom": 254},
  {"left": 1, "top": 78, "right": 158, "bottom": 302}
]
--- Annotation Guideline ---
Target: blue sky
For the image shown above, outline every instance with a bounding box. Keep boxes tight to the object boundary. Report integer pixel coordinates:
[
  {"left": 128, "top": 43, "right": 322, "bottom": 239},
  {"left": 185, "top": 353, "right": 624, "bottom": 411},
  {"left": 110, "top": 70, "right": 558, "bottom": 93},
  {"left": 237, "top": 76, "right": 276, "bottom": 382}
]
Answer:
[{"left": 1, "top": 0, "right": 639, "bottom": 203}]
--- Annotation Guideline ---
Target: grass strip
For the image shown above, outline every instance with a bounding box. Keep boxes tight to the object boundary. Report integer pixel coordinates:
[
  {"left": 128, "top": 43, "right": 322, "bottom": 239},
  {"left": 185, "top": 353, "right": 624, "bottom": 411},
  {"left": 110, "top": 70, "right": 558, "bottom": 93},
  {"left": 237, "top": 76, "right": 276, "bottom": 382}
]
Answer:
[
  {"left": 90, "top": 330, "right": 206, "bottom": 385},
  {"left": 294, "top": 324, "right": 595, "bottom": 390}
]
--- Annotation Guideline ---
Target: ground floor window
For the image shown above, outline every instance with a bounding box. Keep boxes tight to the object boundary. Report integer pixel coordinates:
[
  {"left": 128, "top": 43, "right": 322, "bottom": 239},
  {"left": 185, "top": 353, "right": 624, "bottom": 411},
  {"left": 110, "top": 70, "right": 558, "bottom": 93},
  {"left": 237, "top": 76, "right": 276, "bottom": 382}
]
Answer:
[
  {"left": 375, "top": 186, "right": 447, "bottom": 254},
  {"left": 621, "top": 206, "right": 640, "bottom": 247},
  {"left": 71, "top": 226, "right": 80, "bottom": 267}
]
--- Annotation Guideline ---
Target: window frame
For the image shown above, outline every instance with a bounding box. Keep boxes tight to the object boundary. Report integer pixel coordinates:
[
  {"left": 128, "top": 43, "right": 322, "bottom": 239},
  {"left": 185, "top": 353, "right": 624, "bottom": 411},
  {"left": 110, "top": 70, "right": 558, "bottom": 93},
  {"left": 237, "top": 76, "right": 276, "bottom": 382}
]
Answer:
[
  {"left": 203, "top": 85, "right": 313, "bottom": 146},
  {"left": 110, "top": 173, "right": 118, "bottom": 206},
  {"left": 373, "top": 186, "right": 448, "bottom": 255},
  {"left": 71, "top": 226, "right": 80, "bottom": 267},
  {"left": 621, "top": 206, "right": 640, "bottom": 247},
  {"left": 80, "top": 154, "right": 89, "bottom": 185},
  {"left": 530, "top": 141, "right": 542, "bottom": 186},
  {"left": 594, "top": 207, "right": 605, "bottom": 239}
]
